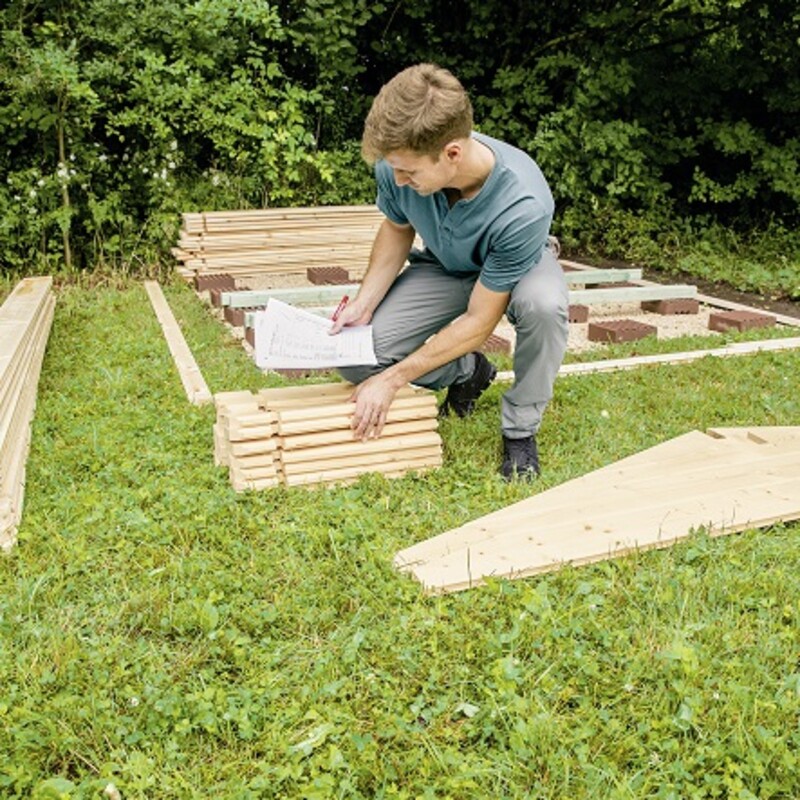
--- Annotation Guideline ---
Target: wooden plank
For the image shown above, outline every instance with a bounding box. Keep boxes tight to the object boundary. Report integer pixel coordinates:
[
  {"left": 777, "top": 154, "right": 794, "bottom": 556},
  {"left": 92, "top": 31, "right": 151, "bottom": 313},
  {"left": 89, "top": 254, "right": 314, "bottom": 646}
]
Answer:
[
  {"left": 258, "top": 382, "right": 356, "bottom": 405},
  {"left": 144, "top": 281, "right": 212, "bottom": 406},
  {"left": 276, "top": 397, "right": 438, "bottom": 436},
  {"left": 494, "top": 336, "right": 800, "bottom": 383},
  {"left": 279, "top": 417, "right": 438, "bottom": 451},
  {"left": 281, "top": 444, "right": 442, "bottom": 476},
  {"left": 280, "top": 431, "right": 442, "bottom": 465},
  {"left": 283, "top": 453, "right": 442, "bottom": 487},
  {"left": 394, "top": 427, "right": 800, "bottom": 594},
  {"left": 567, "top": 284, "right": 697, "bottom": 304}
]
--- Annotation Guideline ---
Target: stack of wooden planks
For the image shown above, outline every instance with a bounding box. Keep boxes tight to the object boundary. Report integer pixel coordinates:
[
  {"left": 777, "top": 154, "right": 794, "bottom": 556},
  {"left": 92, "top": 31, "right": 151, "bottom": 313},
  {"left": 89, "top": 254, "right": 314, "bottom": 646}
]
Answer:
[
  {"left": 1, "top": 277, "right": 56, "bottom": 550},
  {"left": 214, "top": 382, "right": 443, "bottom": 490},
  {"left": 173, "top": 205, "right": 385, "bottom": 280}
]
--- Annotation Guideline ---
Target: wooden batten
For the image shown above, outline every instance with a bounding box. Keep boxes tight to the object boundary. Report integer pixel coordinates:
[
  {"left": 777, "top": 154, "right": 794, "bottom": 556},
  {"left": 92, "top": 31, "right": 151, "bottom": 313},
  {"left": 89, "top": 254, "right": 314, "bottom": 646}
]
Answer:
[
  {"left": 279, "top": 417, "right": 439, "bottom": 451},
  {"left": 281, "top": 445, "right": 442, "bottom": 477},
  {"left": 144, "top": 281, "right": 212, "bottom": 405},
  {"left": 280, "top": 431, "right": 442, "bottom": 465},
  {"left": 283, "top": 454, "right": 442, "bottom": 487}
]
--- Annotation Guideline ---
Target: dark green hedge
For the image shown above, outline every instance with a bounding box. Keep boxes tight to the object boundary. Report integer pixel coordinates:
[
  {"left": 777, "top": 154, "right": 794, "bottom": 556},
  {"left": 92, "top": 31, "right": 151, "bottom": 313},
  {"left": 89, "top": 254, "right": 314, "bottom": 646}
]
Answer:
[{"left": 1, "top": 0, "right": 798, "bottom": 271}]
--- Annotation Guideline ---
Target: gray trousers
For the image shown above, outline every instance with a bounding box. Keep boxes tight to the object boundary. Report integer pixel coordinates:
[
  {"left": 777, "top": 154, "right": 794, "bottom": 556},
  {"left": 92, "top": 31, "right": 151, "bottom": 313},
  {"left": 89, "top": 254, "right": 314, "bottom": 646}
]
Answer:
[{"left": 339, "top": 248, "right": 569, "bottom": 437}]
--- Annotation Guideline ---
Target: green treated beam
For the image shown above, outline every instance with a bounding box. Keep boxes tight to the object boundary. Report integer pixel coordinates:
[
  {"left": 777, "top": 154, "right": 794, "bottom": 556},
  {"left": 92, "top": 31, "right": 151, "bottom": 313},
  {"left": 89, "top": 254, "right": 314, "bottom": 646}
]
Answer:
[
  {"left": 223, "top": 284, "right": 359, "bottom": 308},
  {"left": 222, "top": 269, "right": 645, "bottom": 308},
  {"left": 568, "top": 284, "right": 697, "bottom": 304},
  {"left": 564, "top": 268, "right": 642, "bottom": 284}
]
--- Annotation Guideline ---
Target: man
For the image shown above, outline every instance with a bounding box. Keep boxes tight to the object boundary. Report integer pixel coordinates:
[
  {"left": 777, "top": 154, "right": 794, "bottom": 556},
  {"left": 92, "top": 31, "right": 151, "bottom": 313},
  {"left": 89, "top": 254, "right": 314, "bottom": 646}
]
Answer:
[{"left": 331, "top": 63, "right": 568, "bottom": 480}]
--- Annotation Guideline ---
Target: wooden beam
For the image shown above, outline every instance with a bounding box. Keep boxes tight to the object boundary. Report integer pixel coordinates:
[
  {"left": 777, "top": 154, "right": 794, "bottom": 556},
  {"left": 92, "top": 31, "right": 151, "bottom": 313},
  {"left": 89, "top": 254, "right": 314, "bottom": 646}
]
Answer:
[
  {"left": 221, "top": 270, "right": 643, "bottom": 309},
  {"left": 567, "top": 284, "right": 697, "bottom": 304},
  {"left": 144, "top": 281, "right": 212, "bottom": 406},
  {"left": 223, "top": 284, "right": 361, "bottom": 308}
]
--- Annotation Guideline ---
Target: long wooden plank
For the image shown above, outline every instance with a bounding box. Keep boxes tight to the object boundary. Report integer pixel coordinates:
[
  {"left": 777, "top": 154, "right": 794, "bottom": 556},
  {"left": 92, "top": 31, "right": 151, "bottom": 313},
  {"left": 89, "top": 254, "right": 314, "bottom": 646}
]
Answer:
[
  {"left": 395, "top": 427, "right": 800, "bottom": 594},
  {"left": 495, "top": 336, "right": 800, "bottom": 383},
  {"left": 144, "top": 281, "right": 212, "bottom": 406}
]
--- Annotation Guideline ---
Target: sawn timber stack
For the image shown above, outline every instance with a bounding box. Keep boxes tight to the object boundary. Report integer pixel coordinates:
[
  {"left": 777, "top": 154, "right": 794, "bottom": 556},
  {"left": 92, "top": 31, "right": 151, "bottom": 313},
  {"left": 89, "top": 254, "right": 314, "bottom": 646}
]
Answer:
[
  {"left": 214, "top": 382, "right": 442, "bottom": 490},
  {"left": 1, "top": 277, "right": 56, "bottom": 550},
  {"left": 174, "top": 205, "right": 384, "bottom": 281}
]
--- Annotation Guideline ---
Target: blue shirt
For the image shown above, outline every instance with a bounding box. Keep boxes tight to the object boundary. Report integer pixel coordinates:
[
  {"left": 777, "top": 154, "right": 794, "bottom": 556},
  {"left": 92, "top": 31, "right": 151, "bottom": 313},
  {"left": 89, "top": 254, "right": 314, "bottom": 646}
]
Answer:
[{"left": 374, "top": 132, "right": 554, "bottom": 293}]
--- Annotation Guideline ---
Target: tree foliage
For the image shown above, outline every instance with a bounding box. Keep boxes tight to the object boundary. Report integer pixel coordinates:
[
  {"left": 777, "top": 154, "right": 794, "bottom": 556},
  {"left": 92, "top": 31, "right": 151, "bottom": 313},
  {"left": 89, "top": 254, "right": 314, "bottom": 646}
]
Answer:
[{"left": 0, "top": 0, "right": 797, "bottom": 271}]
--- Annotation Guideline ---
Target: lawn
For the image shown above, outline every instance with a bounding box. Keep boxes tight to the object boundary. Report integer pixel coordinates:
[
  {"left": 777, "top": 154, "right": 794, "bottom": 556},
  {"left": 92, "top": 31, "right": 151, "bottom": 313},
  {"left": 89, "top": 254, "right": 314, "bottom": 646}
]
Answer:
[{"left": 1, "top": 275, "right": 799, "bottom": 799}]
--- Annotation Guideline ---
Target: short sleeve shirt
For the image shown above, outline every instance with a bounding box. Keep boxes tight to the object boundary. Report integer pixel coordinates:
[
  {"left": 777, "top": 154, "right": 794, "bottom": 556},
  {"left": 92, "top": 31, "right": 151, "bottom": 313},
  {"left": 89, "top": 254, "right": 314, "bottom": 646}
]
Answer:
[{"left": 374, "top": 132, "right": 554, "bottom": 293}]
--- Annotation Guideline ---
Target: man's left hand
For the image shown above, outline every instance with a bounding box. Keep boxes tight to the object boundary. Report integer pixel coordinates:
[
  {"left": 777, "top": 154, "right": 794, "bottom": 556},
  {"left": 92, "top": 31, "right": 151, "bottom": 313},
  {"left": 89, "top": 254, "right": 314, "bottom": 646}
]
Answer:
[{"left": 350, "top": 374, "right": 399, "bottom": 440}]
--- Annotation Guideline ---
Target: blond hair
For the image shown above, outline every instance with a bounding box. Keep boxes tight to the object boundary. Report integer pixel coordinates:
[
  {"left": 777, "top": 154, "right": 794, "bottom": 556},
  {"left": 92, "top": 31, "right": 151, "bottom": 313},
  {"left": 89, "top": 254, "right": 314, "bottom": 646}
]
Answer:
[{"left": 361, "top": 63, "right": 473, "bottom": 164}]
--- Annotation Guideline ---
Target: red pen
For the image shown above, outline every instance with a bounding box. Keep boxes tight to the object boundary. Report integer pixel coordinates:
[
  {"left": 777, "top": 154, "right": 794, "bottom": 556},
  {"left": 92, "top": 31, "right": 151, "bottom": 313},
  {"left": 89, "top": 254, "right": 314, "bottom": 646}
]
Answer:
[{"left": 331, "top": 294, "right": 349, "bottom": 322}]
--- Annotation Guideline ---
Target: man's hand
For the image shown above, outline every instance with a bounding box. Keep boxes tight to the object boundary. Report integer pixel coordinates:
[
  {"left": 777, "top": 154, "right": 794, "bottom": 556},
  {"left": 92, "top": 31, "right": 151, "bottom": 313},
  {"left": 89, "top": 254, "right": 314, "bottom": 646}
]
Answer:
[
  {"left": 349, "top": 373, "right": 400, "bottom": 440},
  {"left": 329, "top": 297, "right": 372, "bottom": 334}
]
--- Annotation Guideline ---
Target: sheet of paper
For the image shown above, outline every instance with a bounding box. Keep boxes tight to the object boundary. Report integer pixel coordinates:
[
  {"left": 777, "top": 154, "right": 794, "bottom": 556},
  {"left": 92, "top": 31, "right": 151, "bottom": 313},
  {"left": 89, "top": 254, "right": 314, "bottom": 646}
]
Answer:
[{"left": 254, "top": 298, "right": 377, "bottom": 370}]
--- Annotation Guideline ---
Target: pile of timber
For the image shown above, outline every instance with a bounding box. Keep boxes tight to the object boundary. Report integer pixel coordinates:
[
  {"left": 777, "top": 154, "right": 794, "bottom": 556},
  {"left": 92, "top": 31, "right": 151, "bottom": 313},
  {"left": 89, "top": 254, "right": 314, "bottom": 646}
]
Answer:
[
  {"left": 173, "top": 205, "right": 384, "bottom": 280},
  {"left": 1, "top": 277, "right": 56, "bottom": 550},
  {"left": 214, "top": 382, "right": 442, "bottom": 490}
]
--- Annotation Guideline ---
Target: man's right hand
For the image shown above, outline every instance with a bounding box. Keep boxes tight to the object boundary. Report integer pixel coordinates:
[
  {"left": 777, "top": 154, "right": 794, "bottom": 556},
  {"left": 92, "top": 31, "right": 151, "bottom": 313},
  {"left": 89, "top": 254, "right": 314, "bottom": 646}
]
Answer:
[{"left": 329, "top": 298, "right": 373, "bottom": 334}]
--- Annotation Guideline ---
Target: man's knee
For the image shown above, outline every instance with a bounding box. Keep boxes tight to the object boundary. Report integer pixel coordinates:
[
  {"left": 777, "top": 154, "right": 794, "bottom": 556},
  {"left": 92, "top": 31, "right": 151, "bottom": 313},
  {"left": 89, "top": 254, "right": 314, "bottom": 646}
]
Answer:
[
  {"left": 508, "top": 290, "right": 568, "bottom": 332},
  {"left": 337, "top": 364, "right": 378, "bottom": 385}
]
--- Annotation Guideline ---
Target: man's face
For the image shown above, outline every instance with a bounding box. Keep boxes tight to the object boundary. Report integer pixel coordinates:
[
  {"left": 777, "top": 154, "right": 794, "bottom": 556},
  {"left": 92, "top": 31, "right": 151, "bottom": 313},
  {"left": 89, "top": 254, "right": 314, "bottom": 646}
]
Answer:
[{"left": 384, "top": 147, "right": 458, "bottom": 196}]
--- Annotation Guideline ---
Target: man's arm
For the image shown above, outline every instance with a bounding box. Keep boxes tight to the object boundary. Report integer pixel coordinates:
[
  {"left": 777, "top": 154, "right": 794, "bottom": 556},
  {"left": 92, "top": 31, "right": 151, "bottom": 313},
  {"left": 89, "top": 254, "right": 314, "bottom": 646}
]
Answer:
[
  {"left": 350, "top": 280, "right": 509, "bottom": 439},
  {"left": 329, "top": 218, "right": 415, "bottom": 332}
]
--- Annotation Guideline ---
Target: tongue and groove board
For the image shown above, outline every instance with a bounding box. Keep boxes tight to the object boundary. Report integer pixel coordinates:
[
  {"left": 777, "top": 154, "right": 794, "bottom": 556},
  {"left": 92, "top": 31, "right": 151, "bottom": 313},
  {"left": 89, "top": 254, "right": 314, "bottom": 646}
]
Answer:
[
  {"left": 394, "top": 427, "right": 800, "bottom": 594},
  {"left": 0, "top": 277, "right": 56, "bottom": 550}
]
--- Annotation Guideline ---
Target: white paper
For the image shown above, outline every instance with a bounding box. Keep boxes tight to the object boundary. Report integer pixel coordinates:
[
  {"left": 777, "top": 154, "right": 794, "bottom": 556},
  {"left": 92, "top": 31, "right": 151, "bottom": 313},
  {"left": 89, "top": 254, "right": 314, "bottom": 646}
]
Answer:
[{"left": 254, "top": 298, "right": 377, "bottom": 370}]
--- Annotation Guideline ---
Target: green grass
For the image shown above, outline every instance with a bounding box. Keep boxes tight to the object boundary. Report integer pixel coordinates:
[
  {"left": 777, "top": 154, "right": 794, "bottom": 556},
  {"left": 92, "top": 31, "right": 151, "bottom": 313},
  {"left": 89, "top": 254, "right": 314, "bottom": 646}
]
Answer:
[{"left": 1, "top": 276, "right": 799, "bottom": 799}]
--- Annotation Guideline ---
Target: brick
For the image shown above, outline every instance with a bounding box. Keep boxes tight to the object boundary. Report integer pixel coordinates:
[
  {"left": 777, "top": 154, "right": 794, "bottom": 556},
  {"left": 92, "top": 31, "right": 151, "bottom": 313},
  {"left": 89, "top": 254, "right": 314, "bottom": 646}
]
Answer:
[
  {"left": 587, "top": 319, "right": 657, "bottom": 343},
  {"left": 480, "top": 333, "right": 512, "bottom": 355},
  {"left": 195, "top": 273, "right": 236, "bottom": 292},
  {"left": 307, "top": 266, "right": 350, "bottom": 285},
  {"left": 224, "top": 306, "right": 262, "bottom": 327},
  {"left": 568, "top": 304, "right": 589, "bottom": 323},
  {"left": 244, "top": 325, "right": 255, "bottom": 347},
  {"left": 642, "top": 298, "right": 700, "bottom": 315},
  {"left": 708, "top": 310, "right": 776, "bottom": 332}
]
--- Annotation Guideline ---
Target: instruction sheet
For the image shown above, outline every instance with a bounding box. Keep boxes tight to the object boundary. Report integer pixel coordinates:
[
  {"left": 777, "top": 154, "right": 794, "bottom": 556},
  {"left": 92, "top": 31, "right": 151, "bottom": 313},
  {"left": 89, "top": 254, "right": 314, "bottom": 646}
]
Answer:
[{"left": 254, "top": 298, "right": 377, "bottom": 370}]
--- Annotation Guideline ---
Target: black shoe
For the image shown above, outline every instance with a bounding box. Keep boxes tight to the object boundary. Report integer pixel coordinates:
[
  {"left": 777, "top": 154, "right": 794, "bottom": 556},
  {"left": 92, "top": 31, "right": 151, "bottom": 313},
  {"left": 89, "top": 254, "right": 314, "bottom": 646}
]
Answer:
[
  {"left": 439, "top": 352, "right": 497, "bottom": 418},
  {"left": 500, "top": 435, "right": 540, "bottom": 481}
]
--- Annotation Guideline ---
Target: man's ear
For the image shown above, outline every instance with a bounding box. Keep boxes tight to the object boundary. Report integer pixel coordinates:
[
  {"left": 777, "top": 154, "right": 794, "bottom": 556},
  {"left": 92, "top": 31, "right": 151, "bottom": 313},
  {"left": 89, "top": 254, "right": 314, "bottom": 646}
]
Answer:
[{"left": 443, "top": 141, "right": 463, "bottom": 163}]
